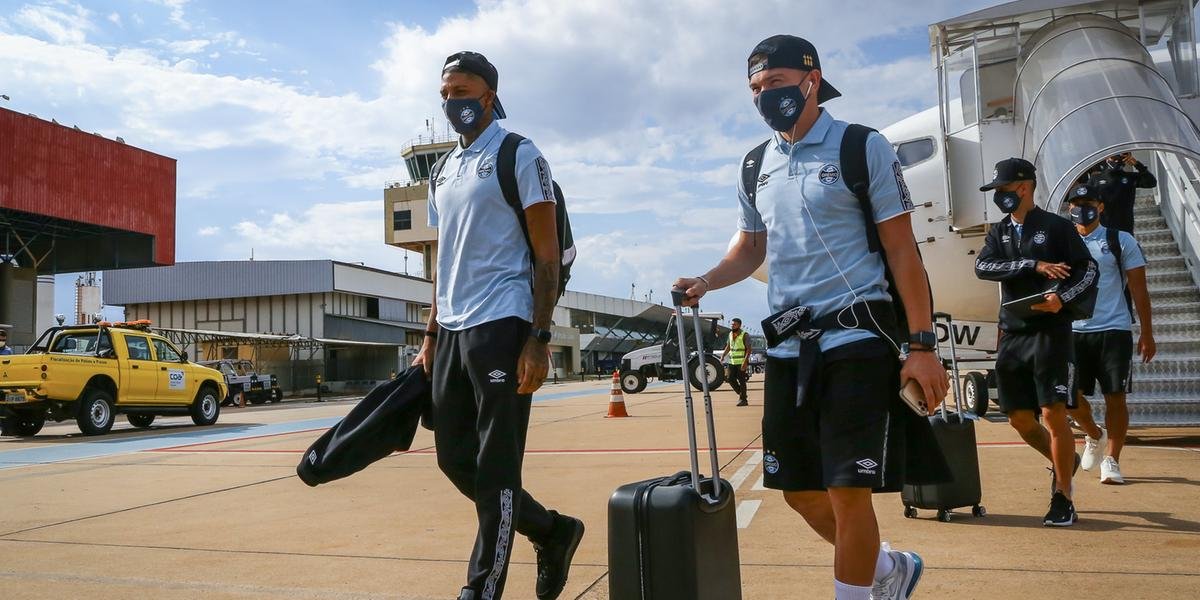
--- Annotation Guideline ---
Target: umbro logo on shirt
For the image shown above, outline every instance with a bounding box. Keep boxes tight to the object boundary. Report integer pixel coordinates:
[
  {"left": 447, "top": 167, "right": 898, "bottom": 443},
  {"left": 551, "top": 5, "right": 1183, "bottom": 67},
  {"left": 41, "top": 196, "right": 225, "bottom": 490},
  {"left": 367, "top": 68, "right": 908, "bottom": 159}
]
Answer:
[
  {"left": 757, "top": 173, "right": 771, "bottom": 189},
  {"left": 488, "top": 370, "right": 507, "bottom": 383},
  {"left": 856, "top": 458, "right": 878, "bottom": 475}
]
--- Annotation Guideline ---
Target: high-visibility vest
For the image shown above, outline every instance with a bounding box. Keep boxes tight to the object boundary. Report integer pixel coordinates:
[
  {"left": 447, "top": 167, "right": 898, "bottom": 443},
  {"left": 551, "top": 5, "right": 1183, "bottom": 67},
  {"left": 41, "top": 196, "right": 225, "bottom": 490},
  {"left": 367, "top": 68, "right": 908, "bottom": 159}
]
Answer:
[{"left": 727, "top": 331, "right": 747, "bottom": 365}]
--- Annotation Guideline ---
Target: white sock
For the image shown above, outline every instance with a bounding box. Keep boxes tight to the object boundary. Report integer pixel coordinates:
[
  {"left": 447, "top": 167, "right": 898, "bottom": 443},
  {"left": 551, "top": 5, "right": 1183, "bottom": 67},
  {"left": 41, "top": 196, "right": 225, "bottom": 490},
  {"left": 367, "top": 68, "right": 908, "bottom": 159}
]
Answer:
[
  {"left": 874, "top": 547, "right": 896, "bottom": 580},
  {"left": 834, "top": 579, "right": 872, "bottom": 600}
]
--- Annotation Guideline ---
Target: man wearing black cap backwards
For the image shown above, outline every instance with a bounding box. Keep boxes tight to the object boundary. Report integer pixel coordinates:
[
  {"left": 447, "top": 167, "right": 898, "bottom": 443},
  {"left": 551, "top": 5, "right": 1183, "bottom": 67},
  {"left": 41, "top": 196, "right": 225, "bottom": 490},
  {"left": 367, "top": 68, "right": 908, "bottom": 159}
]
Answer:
[
  {"left": 412, "top": 51, "right": 584, "bottom": 600},
  {"left": 676, "top": 35, "right": 949, "bottom": 600},
  {"left": 975, "top": 158, "right": 1098, "bottom": 527}
]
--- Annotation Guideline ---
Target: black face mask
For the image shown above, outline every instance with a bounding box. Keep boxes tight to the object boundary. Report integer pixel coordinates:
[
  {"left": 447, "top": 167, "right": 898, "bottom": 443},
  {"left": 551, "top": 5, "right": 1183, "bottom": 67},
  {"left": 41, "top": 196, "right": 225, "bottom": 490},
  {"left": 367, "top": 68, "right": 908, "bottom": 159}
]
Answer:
[
  {"left": 1069, "top": 205, "right": 1099, "bottom": 226},
  {"left": 754, "top": 81, "right": 813, "bottom": 133},
  {"left": 993, "top": 190, "right": 1022, "bottom": 214}
]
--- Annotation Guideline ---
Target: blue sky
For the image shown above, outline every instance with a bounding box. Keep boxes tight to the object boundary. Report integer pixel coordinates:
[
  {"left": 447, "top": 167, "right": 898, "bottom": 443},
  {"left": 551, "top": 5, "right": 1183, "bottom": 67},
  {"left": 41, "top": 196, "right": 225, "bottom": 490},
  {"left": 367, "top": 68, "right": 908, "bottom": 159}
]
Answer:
[{"left": 0, "top": 0, "right": 999, "bottom": 331}]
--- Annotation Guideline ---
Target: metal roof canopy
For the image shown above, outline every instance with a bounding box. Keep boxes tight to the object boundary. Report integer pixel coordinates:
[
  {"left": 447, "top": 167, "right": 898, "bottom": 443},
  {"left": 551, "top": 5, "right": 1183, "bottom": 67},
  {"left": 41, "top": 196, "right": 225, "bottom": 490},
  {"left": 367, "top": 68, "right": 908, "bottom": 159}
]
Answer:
[
  {"left": 155, "top": 327, "right": 401, "bottom": 350},
  {"left": 931, "top": 0, "right": 1191, "bottom": 53}
]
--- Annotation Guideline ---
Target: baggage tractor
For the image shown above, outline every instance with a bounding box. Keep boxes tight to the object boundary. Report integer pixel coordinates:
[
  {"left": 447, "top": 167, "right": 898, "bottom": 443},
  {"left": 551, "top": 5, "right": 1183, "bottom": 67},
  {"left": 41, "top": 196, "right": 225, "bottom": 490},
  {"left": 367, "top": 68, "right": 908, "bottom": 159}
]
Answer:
[
  {"left": 607, "top": 288, "right": 742, "bottom": 600},
  {"left": 901, "top": 312, "right": 987, "bottom": 523}
]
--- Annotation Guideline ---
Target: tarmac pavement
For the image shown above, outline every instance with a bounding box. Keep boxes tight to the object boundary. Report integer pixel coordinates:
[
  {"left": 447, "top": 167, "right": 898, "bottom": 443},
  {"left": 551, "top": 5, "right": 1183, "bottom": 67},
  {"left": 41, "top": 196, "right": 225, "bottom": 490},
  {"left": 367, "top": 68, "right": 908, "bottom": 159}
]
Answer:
[{"left": 1, "top": 377, "right": 1198, "bottom": 599}]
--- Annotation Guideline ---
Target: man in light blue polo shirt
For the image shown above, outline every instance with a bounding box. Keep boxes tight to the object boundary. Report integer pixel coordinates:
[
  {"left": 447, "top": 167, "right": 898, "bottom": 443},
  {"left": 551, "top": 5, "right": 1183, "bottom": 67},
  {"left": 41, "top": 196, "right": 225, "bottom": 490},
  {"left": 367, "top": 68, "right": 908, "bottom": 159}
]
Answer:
[
  {"left": 1064, "top": 183, "right": 1155, "bottom": 485},
  {"left": 411, "top": 51, "right": 584, "bottom": 600},
  {"left": 675, "top": 35, "right": 948, "bottom": 600}
]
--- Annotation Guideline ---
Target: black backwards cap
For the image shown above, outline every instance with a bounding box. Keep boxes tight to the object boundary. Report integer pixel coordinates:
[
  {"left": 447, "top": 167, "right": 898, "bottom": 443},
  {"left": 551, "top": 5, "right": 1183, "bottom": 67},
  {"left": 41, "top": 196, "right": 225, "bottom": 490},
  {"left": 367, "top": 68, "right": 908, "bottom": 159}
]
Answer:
[
  {"left": 443, "top": 51, "right": 507, "bottom": 119},
  {"left": 747, "top": 35, "right": 842, "bottom": 104},
  {"left": 980, "top": 157, "right": 1037, "bottom": 191}
]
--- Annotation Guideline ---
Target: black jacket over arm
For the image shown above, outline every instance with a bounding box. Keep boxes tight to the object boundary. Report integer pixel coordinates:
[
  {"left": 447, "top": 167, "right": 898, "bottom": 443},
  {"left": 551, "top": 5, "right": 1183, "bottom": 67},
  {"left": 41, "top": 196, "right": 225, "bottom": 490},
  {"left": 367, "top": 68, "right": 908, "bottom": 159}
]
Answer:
[{"left": 974, "top": 207, "right": 1098, "bottom": 332}]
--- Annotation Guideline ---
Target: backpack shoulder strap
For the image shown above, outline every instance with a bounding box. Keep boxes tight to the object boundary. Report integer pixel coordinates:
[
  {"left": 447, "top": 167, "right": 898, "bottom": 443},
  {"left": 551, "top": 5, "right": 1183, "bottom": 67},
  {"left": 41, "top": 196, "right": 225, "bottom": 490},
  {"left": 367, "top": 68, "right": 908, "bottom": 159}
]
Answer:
[
  {"left": 496, "top": 132, "right": 534, "bottom": 249},
  {"left": 497, "top": 132, "right": 526, "bottom": 211},
  {"left": 428, "top": 150, "right": 452, "bottom": 197},
  {"left": 1106, "top": 226, "right": 1124, "bottom": 272},
  {"left": 741, "top": 140, "right": 770, "bottom": 208},
  {"left": 840, "top": 124, "right": 879, "bottom": 252}
]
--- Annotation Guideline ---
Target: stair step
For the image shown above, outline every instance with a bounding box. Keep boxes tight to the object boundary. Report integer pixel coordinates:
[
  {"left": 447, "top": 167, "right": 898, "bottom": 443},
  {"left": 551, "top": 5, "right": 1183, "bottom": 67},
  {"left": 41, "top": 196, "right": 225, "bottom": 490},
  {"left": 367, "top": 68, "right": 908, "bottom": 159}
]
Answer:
[
  {"left": 1147, "top": 302, "right": 1200, "bottom": 322},
  {"left": 1131, "top": 355, "right": 1200, "bottom": 378},
  {"left": 1133, "top": 216, "right": 1169, "bottom": 230},
  {"left": 1141, "top": 241, "right": 1182, "bottom": 258},
  {"left": 1133, "top": 319, "right": 1200, "bottom": 337},
  {"left": 1146, "top": 270, "right": 1195, "bottom": 287},
  {"left": 1143, "top": 286, "right": 1200, "bottom": 304},
  {"left": 1133, "top": 204, "right": 1162, "bottom": 217},
  {"left": 1088, "top": 396, "right": 1200, "bottom": 427},
  {"left": 1137, "top": 228, "right": 1177, "bottom": 244},
  {"left": 1144, "top": 255, "right": 1187, "bottom": 271}
]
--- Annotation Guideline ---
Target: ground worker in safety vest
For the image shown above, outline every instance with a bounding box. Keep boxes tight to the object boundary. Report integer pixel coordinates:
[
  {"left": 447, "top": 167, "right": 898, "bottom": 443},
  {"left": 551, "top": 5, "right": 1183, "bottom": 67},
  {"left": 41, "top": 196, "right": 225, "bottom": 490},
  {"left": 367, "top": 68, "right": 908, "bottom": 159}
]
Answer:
[{"left": 720, "top": 317, "right": 752, "bottom": 406}]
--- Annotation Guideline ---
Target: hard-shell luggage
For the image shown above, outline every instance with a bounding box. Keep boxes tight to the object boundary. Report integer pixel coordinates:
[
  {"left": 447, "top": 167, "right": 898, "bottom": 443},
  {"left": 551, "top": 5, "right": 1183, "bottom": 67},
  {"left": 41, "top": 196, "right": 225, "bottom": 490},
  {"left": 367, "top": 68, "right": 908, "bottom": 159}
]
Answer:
[
  {"left": 607, "top": 289, "right": 742, "bottom": 600},
  {"left": 901, "top": 313, "right": 986, "bottom": 522}
]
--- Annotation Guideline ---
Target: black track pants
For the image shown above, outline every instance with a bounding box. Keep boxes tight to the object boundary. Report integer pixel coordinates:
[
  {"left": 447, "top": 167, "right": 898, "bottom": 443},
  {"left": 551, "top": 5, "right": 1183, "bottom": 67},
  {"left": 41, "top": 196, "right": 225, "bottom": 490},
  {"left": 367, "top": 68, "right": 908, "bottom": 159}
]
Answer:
[{"left": 432, "top": 317, "right": 556, "bottom": 600}]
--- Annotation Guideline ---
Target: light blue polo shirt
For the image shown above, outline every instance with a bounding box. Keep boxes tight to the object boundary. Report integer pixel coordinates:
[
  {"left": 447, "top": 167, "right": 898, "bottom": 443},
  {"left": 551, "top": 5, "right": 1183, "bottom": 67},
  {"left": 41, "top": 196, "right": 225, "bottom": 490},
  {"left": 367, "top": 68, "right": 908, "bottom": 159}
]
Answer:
[
  {"left": 428, "top": 121, "right": 556, "bottom": 331},
  {"left": 1073, "top": 225, "right": 1146, "bottom": 333},
  {"left": 738, "top": 110, "right": 915, "bottom": 358}
]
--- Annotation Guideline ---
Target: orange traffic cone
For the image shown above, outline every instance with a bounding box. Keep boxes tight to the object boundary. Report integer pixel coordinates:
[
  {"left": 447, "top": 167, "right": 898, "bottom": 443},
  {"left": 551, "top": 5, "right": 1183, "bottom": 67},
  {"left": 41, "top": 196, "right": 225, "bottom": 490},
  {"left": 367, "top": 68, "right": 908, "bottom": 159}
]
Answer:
[{"left": 606, "top": 370, "right": 630, "bottom": 418}]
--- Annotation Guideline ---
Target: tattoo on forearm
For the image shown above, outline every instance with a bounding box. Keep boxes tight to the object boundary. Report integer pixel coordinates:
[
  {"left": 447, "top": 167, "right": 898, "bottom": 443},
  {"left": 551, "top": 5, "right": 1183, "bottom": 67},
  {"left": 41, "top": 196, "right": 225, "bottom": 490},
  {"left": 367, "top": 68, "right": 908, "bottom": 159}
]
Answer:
[{"left": 532, "top": 259, "right": 559, "bottom": 330}]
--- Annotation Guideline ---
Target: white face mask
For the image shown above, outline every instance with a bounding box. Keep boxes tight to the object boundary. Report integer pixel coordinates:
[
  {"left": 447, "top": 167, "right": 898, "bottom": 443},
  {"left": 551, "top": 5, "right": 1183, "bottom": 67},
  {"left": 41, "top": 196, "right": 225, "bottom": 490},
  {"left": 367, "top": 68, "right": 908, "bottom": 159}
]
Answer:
[{"left": 0, "top": 341, "right": 7, "bottom": 348}]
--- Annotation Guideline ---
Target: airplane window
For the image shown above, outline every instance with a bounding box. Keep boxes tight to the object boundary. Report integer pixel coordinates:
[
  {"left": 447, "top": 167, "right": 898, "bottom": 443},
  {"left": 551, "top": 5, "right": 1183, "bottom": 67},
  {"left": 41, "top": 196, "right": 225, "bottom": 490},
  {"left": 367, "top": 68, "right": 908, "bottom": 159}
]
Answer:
[{"left": 895, "top": 138, "right": 936, "bottom": 168}]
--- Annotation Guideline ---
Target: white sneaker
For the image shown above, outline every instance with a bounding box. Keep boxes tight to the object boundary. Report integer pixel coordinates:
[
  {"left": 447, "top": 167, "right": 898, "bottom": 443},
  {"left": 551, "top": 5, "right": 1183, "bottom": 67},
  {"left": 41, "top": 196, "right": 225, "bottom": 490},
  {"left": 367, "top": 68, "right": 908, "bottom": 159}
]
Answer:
[
  {"left": 871, "top": 543, "right": 923, "bottom": 600},
  {"left": 1081, "top": 428, "right": 1107, "bottom": 471},
  {"left": 1100, "top": 456, "right": 1125, "bottom": 484}
]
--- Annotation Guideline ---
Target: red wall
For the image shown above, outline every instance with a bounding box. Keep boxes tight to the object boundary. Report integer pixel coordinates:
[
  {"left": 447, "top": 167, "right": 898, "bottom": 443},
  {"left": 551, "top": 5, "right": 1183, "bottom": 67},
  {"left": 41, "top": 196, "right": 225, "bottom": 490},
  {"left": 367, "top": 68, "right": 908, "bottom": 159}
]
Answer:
[{"left": 0, "top": 107, "right": 176, "bottom": 266}]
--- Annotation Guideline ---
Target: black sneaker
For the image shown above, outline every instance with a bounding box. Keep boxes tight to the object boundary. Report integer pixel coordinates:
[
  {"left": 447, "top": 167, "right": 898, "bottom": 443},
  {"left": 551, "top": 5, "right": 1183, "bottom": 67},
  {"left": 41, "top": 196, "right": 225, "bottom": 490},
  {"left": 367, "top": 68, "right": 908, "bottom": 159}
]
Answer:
[
  {"left": 534, "top": 513, "right": 585, "bottom": 600},
  {"left": 457, "top": 587, "right": 477, "bottom": 600},
  {"left": 1043, "top": 491, "right": 1077, "bottom": 527},
  {"left": 737, "top": 398, "right": 748, "bottom": 407},
  {"left": 1048, "top": 452, "right": 1082, "bottom": 496}
]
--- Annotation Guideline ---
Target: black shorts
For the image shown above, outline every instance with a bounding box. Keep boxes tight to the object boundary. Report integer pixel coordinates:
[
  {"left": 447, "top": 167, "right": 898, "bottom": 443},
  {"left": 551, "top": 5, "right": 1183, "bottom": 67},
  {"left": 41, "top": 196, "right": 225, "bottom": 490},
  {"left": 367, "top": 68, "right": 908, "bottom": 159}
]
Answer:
[
  {"left": 1073, "top": 330, "right": 1134, "bottom": 396},
  {"left": 761, "top": 338, "right": 906, "bottom": 492},
  {"left": 995, "top": 325, "right": 1074, "bottom": 413}
]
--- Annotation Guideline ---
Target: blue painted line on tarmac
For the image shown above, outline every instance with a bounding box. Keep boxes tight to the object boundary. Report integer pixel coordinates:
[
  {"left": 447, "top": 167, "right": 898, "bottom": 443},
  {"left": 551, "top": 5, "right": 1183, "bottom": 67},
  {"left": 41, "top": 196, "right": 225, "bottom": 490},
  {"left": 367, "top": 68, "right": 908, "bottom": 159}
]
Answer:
[
  {"left": 0, "top": 381, "right": 676, "bottom": 468},
  {"left": 0, "top": 417, "right": 341, "bottom": 469}
]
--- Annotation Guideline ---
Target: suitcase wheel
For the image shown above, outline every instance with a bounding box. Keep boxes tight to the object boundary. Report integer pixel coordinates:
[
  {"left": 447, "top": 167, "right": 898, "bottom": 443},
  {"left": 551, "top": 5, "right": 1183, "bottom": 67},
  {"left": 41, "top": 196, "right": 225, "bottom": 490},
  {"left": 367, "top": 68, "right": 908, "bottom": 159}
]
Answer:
[
  {"left": 972, "top": 505, "right": 987, "bottom": 518},
  {"left": 903, "top": 506, "right": 918, "bottom": 519},
  {"left": 937, "top": 510, "right": 952, "bottom": 523}
]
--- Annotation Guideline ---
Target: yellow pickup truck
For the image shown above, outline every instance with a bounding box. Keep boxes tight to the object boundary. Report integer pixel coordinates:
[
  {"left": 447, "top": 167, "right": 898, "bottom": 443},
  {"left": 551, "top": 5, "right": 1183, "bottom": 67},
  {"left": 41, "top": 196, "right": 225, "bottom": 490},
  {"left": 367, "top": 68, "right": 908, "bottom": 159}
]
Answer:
[{"left": 0, "top": 321, "right": 227, "bottom": 437}]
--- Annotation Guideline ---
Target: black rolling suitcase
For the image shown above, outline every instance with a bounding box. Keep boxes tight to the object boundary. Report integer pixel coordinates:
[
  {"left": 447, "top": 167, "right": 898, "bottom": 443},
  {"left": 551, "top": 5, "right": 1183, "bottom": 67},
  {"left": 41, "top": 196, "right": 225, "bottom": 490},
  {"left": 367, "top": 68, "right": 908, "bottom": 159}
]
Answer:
[
  {"left": 607, "top": 289, "right": 742, "bottom": 600},
  {"left": 901, "top": 312, "right": 986, "bottom": 522}
]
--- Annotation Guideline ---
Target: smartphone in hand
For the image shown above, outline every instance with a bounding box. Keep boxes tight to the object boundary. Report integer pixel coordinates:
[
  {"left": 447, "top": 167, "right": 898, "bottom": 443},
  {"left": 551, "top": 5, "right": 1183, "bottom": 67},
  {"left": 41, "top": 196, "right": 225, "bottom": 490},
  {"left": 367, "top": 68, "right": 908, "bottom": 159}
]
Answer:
[{"left": 899, "top": 379, "right": 929, "bottom": 417}]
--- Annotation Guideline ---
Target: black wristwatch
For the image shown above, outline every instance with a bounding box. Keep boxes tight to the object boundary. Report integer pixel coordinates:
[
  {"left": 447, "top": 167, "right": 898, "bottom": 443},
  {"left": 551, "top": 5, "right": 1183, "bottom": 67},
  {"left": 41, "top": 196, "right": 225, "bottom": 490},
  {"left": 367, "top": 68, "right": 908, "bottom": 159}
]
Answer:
[
  {"left": 909, "top": 330, "right": 937, "bottom": 349},
  {"left": 530, "top": 328, "right": 552, "bottom": 344}
]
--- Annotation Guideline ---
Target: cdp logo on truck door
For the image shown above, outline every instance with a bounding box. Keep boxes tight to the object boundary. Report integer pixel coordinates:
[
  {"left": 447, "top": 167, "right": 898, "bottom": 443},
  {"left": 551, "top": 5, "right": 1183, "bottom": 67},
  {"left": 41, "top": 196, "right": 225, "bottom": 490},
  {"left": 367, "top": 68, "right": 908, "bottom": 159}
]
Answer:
[{"left": 167, "top": 369, "right": 186, "bottom": 390}]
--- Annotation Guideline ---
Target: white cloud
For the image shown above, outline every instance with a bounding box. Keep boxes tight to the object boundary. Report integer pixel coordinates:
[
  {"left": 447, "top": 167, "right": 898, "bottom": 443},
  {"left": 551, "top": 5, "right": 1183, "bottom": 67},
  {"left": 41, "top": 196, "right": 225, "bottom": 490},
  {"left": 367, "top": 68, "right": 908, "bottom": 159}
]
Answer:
[
  {"left": 150, "top": 0, "right": 191, "bottom": 30},
  {"left": 227, "top": 201, "right": 413, "bottom": 272},
  {"left": 107, "top": 12, "right": 120, "bottom": 26},
  {"left": 13, "top": 1, "right": 93, "bottom": 45},
  {"left": 165, "top": 38, "right": 209, "bottom": 54},
  {"left": 197, "top": 226, "right": 220, "bottom": 236}
]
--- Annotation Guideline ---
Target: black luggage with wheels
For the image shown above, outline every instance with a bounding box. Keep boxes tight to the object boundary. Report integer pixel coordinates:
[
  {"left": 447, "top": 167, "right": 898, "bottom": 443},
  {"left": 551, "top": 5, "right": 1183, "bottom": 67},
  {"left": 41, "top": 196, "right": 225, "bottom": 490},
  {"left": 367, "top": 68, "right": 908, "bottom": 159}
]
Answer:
[
  {"left": 901, "top": 312, "right": 986, "bottom": 522},
  {"left": 607, "top": 289, "right": 742, "bottom": 600}
]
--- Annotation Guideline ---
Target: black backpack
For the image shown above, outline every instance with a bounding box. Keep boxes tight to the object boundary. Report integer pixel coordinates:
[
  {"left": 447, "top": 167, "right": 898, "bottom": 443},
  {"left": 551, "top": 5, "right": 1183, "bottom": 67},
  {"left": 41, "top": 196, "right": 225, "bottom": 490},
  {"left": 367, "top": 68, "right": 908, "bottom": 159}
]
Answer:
[
  {"left": 1106, "top": 226, "right": 1136, "bottom": 323},
  {"left": 740, "top": 124, "right": 932, "bottom": 346},
  {"left": 430, "top": 133, "right": 576, "bottom": 298}
]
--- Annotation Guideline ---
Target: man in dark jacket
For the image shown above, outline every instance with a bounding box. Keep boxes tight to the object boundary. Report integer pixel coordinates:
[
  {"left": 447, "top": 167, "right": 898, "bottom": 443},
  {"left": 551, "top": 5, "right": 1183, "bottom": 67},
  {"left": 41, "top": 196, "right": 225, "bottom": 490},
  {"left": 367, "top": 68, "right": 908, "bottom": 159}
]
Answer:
[
  {"left": 1087, "top": 153, "right": 1156, "bottom": 233},
  {"left": 976, "top": 158, "right": 1098, "bottom": 528}
]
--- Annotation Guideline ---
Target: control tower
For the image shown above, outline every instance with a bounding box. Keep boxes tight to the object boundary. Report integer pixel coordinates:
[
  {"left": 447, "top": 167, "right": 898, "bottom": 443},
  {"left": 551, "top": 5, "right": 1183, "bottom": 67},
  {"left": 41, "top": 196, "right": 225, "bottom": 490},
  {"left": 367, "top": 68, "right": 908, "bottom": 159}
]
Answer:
[{"left": 383, "top": 131, "right": 456, "bottom": 280}]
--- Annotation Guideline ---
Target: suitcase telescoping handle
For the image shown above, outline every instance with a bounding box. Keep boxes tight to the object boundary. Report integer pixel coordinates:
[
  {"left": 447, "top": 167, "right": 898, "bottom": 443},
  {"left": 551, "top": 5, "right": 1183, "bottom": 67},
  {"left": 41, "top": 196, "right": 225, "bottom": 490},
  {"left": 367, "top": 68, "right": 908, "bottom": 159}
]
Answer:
[
  {"left": 670, "top": 287, "right": 724, "bottom": 504},
  {"left": 932, "top": 312, "right": 964, "bottom": 418}
]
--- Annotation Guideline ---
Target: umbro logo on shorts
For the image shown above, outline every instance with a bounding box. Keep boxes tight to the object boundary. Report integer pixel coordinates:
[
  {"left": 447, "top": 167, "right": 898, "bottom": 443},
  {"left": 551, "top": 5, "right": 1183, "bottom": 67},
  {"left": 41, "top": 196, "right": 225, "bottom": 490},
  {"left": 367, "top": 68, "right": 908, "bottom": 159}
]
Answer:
[
  {"left": 488, "top": 369, "right": 507, "bottom": 383},
  {"left": 856, "top": 458, "right": 878, "bottom": 475}
]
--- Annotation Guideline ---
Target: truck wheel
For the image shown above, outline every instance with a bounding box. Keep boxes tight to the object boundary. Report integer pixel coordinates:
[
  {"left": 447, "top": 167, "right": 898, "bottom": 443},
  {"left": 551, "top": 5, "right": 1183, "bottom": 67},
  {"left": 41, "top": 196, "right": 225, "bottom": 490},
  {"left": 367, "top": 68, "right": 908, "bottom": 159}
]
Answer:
[
  {"left": 190, "top": 385, "right": 221, "bottom": 426},
  {"left": 620, "top": 370, "right": 647, "bottom": 394},
  {"left": 689, "top": 355, "right": 725, "bottom": 392},
  {"left": 1, "top": 409, "right": 46, "bottom": 437},
  {"left": 127, "top": 414, "right": 156, "bottom": 428},
  {"left": 77, "top": 389, "right": 116, "bottom": 435},
  {"left": 964, "top": 372, "right": 990, "bottom": 417}
]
